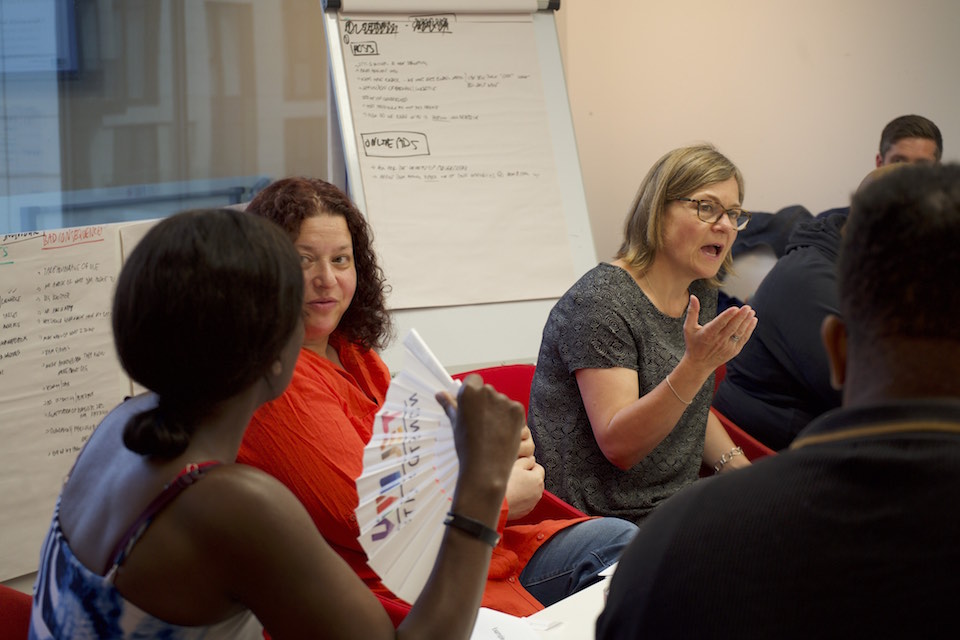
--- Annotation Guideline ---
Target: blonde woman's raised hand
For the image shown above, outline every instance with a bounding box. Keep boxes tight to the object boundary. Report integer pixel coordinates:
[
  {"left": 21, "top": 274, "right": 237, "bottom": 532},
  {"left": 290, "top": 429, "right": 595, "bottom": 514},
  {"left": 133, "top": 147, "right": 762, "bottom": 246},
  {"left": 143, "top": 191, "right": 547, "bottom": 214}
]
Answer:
[{"left": 682, "top": 295, "right": 758, "bottom": 375}]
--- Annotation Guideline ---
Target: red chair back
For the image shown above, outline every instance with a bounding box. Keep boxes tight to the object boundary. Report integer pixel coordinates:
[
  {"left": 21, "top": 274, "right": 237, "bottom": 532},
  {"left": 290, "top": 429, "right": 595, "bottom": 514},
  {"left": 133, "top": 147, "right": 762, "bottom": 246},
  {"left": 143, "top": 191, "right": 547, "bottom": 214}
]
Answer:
[
  {"left": 451, "top": 364, "right": 587, "bottom": 525},
  {"left": 0, "top": 584, "right": 31, "bottom": 640},
  {"left": 711, "top": 364, "right": 776, "bottom": 461},
  {"left": 452, "top": 364, "right": 536, "bottom": 415}
]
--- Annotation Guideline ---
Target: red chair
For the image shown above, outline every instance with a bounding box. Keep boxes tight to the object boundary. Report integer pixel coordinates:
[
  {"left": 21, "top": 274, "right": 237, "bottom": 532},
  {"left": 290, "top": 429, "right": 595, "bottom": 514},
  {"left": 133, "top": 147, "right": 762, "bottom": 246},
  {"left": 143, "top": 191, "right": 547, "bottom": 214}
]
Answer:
[
  {"left": 711, "top": 364, "right": 776, "bottom": 461},
  {"left": 711, "top": 407, "right": 776, "bottom": 461},
  {"left": 452, "top": 363, "right": 537, "bottom": 415},
  {"left": 0, "top": 584, "right": 31, "bottom": 640},
  {"left": 451, "top": 364, "right": 587, "bottom": 525}
]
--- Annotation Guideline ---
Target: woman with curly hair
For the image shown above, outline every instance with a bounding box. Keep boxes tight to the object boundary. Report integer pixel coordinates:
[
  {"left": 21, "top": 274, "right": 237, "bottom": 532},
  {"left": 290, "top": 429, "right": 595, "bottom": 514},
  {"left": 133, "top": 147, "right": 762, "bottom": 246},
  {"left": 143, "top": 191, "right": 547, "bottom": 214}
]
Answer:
[
  {"left": 247, "top": 176, "right": 393, "bottom": 355},
  {"left": 238, "top": 177, "right": 637, "bottom": 621}
]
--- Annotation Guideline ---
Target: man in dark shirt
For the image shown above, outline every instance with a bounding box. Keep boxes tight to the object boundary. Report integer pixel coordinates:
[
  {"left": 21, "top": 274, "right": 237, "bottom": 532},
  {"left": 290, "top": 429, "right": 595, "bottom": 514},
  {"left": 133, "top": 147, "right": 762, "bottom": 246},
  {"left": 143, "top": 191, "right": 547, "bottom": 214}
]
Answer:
[
  {"left": 597, "top": 163, "right": 960, "bottom": 640},
  {"left": 715, "top": 114, "right": 943, "bottom": 448}
]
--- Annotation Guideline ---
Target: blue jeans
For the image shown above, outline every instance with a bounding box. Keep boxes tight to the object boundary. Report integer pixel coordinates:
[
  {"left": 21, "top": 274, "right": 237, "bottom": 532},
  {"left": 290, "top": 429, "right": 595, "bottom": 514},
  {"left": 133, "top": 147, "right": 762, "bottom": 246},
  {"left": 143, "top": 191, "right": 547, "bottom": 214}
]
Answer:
[{"left": 518, "top": 517, "right": 638, "bottom": 607}]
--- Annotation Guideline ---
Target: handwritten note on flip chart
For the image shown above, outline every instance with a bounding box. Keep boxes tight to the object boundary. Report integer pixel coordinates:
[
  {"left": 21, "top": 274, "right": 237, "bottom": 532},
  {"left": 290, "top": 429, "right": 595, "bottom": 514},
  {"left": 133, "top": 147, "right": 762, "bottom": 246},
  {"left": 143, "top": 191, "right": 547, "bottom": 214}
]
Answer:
[
  {"left": 0, "top": 225, "right": 132, "bottom": 580},
  {"left": 338, "top": 12, "right": 575, "bottom": 309}
]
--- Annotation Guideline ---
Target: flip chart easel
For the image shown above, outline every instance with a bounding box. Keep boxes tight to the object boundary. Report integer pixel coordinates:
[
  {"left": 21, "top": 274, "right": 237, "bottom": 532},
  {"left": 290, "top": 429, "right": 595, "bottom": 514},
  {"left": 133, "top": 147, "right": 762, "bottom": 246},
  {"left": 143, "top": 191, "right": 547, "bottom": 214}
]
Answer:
[{"left": 323, "top": 0, "right": 595, "bottom": 371}]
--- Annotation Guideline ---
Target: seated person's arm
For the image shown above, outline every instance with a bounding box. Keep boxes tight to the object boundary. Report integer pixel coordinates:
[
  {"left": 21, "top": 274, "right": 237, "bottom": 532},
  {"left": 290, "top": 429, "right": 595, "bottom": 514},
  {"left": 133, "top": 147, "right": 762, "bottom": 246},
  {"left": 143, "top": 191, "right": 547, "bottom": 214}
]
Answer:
[
  {"left": 225, "top": 376, "right": 523, "bottom": 640},
  {"left": 577, "top": 297, "right": 757, "bottom": 471},
  {"left": 576, "top": 365, "right": 689, "bottom": 470}
]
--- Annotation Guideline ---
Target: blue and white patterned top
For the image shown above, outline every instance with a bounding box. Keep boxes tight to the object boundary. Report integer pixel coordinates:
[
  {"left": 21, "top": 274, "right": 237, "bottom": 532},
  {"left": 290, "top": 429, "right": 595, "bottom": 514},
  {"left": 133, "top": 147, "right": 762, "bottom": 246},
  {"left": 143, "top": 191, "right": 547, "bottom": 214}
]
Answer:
[{"left": 30, "top": 505, "right": 263, "bottom": 639}]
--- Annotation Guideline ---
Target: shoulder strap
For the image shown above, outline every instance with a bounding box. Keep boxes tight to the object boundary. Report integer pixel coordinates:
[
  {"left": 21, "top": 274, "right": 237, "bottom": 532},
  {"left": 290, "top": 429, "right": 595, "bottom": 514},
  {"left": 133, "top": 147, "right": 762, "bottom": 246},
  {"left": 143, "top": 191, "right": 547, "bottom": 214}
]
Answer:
[{"left": 105, "top": 461, "right": 222, "bottom": 578}]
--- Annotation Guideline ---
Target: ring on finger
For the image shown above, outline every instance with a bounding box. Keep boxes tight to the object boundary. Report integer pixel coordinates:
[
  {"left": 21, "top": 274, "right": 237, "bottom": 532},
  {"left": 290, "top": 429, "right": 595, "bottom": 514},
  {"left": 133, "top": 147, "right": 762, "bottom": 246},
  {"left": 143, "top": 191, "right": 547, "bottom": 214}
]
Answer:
[{"left": 730, "top": 334, "right": 741, "bottom": 343}]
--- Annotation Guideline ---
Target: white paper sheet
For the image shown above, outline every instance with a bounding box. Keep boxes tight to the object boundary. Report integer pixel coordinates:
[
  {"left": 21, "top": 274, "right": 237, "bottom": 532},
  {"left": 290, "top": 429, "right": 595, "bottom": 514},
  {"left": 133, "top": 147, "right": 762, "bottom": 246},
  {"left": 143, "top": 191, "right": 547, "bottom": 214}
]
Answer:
[
  {"left": 471, "top": 607, "right": 543, "bottom": 640},
  {"left": 337, "top": 12, "right": 575, "bottom": 309},
  {"left": 0, "top": 224, "right": 131, "bottom": 580}
]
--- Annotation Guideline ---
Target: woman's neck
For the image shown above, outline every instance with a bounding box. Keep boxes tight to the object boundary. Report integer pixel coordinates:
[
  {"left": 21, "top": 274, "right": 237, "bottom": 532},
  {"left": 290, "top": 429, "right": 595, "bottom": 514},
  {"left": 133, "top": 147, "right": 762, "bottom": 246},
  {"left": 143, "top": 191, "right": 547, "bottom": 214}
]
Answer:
[
  {"left": 613, "top": 259, "right": 690, "bottom": 317},
  {"left": 186, "top": 390, "right": 264, "bottom": 462},
  {"left": 304, "top": 335, "right": 343, "bottom": 369}
]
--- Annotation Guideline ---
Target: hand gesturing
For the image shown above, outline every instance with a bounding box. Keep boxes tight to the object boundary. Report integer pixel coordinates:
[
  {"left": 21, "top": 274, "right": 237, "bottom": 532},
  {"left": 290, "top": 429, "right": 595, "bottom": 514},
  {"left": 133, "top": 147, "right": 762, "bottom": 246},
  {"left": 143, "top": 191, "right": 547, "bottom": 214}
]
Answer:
[{"left": 683, "top": 295, "right": 757, "bottom": 374}]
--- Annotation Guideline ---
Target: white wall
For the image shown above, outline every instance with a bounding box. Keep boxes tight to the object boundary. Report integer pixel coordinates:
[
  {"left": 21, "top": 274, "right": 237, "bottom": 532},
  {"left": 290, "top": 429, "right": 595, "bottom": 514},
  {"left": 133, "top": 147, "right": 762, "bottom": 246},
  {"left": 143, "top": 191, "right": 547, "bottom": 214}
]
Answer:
[{"left": 560, "top": 0, "right": 960, "bottom": 262}]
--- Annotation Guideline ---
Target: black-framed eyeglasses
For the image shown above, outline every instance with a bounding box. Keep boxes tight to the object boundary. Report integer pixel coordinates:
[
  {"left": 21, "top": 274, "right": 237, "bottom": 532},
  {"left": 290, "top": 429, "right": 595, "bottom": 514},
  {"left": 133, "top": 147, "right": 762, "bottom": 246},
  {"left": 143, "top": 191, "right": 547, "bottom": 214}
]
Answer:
[{"left": 673, "top": 198, "right": 751, "bottom": 230}]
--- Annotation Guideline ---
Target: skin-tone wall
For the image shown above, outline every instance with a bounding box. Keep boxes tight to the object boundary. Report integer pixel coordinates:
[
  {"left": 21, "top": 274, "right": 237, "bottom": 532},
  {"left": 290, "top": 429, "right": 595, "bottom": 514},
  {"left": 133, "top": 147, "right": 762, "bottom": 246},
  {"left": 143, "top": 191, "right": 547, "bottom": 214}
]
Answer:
[{"left": 557, "top": 0, "right": 960, "bottom": 262}]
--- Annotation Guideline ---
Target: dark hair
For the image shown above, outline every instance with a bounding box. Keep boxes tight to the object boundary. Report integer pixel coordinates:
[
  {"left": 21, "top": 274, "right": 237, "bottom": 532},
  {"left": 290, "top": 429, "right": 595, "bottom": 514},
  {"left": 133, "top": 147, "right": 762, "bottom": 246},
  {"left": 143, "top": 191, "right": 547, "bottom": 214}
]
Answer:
[
  {"left": 879, "top": 115, "right": 943, "bottom": 161},
  {"left": 113, "top": 208, "right": 304, "bottom": 458},
  {"left": 841, "top": 163, "right": 960, "bottom": 345},
  {"left": 246, "top": 177, "right": 393, "bottom": 350}
]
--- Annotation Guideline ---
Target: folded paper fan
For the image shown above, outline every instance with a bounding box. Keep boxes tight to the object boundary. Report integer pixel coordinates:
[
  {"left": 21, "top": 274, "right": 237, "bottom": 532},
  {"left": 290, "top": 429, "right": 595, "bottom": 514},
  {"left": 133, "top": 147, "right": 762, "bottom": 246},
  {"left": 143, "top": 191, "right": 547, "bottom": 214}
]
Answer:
[{"left": 355, "top": 329, "right": 461, "bottom": 603}]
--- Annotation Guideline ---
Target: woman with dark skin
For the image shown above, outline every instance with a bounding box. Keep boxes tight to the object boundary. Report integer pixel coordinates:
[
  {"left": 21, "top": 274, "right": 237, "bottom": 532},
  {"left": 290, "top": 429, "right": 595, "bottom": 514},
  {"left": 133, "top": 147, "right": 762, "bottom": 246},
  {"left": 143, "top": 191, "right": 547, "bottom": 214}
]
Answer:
[{"left": 30, "top": 208, "right": 522, "bottom": 639}]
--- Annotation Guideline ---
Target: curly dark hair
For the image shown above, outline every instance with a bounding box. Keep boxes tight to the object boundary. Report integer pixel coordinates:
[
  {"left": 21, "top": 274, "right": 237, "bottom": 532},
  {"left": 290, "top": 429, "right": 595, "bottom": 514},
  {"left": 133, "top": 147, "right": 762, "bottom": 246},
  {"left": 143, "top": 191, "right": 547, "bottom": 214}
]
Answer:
[{"left": 246, "top": 177, "right": 393, "bottom": 351}]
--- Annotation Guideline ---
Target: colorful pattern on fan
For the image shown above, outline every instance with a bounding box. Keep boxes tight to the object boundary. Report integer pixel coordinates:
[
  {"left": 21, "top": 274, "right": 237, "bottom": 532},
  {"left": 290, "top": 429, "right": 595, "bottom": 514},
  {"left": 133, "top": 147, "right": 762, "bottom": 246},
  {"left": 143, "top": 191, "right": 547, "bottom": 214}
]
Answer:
[{"left": 355, "top": 329, "right": 461, "bottom": 602}]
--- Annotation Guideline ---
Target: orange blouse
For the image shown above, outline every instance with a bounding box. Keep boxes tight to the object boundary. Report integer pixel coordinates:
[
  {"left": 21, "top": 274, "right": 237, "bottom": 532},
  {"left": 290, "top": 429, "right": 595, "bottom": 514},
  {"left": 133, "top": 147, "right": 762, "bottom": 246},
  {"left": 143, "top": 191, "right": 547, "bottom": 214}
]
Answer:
[{"left": 238, "top": 334, "right": 587, "bottom": 617}]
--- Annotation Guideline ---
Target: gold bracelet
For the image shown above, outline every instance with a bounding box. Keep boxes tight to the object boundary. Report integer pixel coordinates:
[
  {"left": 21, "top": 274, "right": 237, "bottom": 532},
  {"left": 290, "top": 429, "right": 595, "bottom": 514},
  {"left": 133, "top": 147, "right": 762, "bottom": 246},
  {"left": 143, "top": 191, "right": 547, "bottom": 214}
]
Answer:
[
  {"left": 665, "top": 374, "right": 692, "bottom": 406},
  {"left": 713, "top": 446, "right": 744, "bottom": 473}
]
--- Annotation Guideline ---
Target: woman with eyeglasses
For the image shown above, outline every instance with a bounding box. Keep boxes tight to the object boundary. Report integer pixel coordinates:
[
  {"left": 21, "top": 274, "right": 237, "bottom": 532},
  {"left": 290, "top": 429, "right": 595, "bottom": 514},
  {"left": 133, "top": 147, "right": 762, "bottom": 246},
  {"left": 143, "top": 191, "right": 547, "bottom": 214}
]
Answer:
[{"left": 528, "top": 144, "right": 758, "bottom": 525}]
